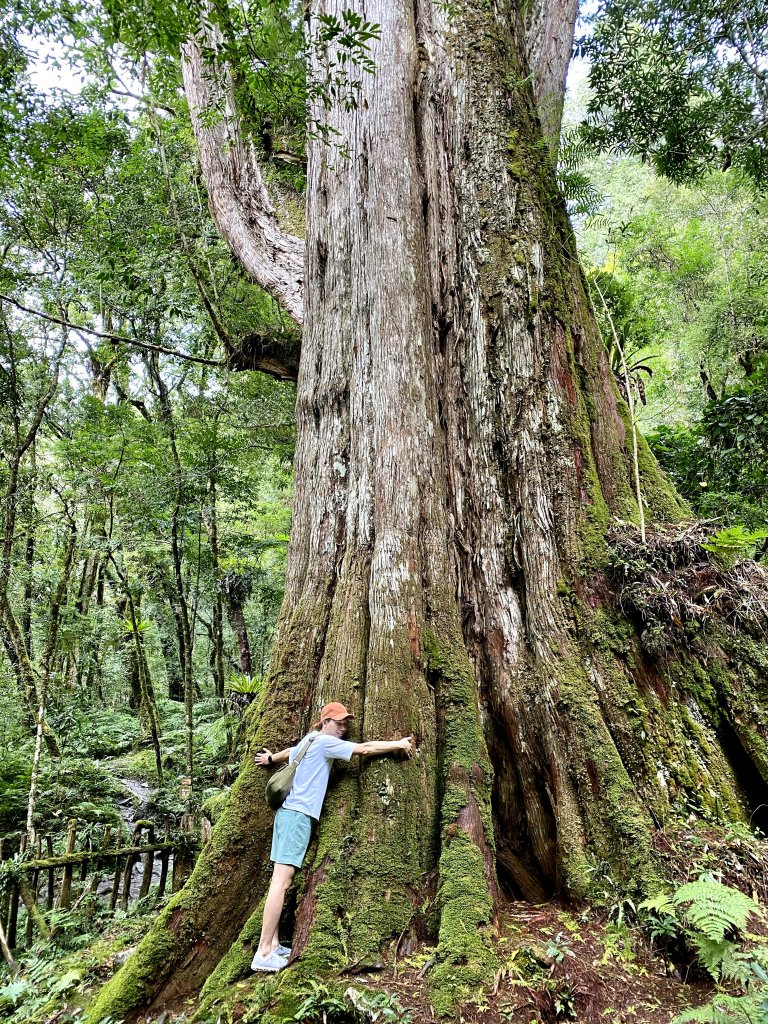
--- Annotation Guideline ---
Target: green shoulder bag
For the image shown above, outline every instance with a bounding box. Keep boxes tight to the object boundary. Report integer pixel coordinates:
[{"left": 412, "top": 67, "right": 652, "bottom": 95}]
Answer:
[{"left": 264, "top": 735, "right": 316, "bottom": 810}]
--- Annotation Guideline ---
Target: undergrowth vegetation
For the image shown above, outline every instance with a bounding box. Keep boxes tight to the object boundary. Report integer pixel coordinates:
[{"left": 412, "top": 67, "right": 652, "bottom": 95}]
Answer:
[
  {"left": 0, "top": 894, "right": 165, "bottom": 1024},
  {"left": 641, "top": 876, "right": 768, "bottom": 1023}
]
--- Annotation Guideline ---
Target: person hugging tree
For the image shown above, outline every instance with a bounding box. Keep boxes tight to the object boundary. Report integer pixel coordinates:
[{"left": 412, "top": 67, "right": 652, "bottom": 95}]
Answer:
[{"left": 252, "top": 700, "right": 415, "bottom": 972}]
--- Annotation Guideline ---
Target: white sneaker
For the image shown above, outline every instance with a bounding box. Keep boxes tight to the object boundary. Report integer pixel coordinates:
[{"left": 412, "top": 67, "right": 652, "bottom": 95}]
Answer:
[
  {"left": 251, "top": 951, "right": 287, "bottom": 972},
  {"left": 274, "top": 944, "right": 292, "bottom": 958}
]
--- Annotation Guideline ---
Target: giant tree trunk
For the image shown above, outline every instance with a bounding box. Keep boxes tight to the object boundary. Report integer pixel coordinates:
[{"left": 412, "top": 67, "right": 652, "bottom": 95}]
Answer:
[{"left": 88, "top": 2, "right": 768, "bottom": 1020}]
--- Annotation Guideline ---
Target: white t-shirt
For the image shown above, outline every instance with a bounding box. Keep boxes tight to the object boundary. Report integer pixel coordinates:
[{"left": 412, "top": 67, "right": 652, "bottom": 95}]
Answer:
[{"left": 282, "top": 730, "right": 356, "bottom": 820}]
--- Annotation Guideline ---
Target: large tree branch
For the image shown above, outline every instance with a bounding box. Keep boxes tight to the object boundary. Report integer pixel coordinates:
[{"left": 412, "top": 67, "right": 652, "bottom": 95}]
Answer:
[
  {"left": 523, "top": 0, "right": 579, "bottom": 153},
  {"left": 3, "top": 293, "right": 298, "bottom": 380},
  {"left": 180, "top": 35, "right": 305, "bottom": 325}
]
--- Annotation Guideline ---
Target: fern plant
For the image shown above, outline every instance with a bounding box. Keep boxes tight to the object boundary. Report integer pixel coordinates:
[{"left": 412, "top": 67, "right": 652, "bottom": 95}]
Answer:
[
  {"left": 641, "top": 877, "right": 759, "bottom": 946},
  {"left": 556, "top": 127, "right": 606, "bottom": 219},
  {"left": 674, "top": 986, "right": 768, "bottom": 1024},
  {"left": 701, "top": 526, "right": 768, "bottom": 566},
  {"left": 674, "top": 878, "right": 758, "bottom": 942},
  {"left": 641, "top": 877, "right": 768, "bottom": 1023}
]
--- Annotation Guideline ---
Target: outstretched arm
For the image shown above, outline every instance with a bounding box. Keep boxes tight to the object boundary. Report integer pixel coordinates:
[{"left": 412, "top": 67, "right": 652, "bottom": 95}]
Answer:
[
  {"left": 255, "top": 747, "right": 291, "bottom": 767},
  {"left": 352, "top": 736, "right": 414, "bottom": 758}
]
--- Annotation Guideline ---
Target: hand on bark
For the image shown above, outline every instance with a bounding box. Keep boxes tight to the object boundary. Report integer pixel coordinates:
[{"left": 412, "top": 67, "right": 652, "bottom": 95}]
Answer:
[
  {"left": 398, "top": 735, "right": 414, "bottom": 758},
  {"left": 255, "top": 749, "right": 272, "bottom": 767}
]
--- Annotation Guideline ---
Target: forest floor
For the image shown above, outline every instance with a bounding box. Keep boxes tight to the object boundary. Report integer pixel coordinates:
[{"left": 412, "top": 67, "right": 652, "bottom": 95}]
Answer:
[
  {"left": 1, "top": 847, "right": 762, "bottom": 1024},
  {"left": 203, "top": 820, "right": 766, "bottom": 1024},
  {"left": 340, "top": 898, "right": 714, "bottom": 1024}
]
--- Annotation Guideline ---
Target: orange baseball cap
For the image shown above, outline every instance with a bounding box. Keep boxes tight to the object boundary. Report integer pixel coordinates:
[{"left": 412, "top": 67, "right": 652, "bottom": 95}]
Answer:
[{"left": 318, "top": 701, "right": 354, "bottom": 723}]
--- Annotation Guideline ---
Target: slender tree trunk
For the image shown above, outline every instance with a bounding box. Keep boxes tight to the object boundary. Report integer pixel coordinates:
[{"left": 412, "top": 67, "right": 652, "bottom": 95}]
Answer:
[
  {"left": 220, "top": 569, "right": 254, "bottom": 676},
  {"left": 225, "top": 600, "right": 252, "bottom": 676},
  {"left": 20, "top": 450, "right": 36, "bottom": 660},
  {"left": 27, "top": 518, "right": 77, "bottom": 839},
  {"left": 87, "top": 2, "right": 768, "bottom": 1020},
  {"left": 211, "top": 598, "right": 225, "bottom": 698},
  {"left": 202, "top": 436, "right": 226, "bottom": 698},
  {"left": 112, "top": 560, "right": 164, "bottom": 783},
  {"left": 67, "top": 513, "right": 106, "bottom": 690},
  {"left": 0, "top": 917, "right": 16, "bottom": 972},
  {"left": 149, "top": 357, "right": 195, "bottom": 785},
  {"left": 157, "top": 604, "right": 185, "bottom": 701}
]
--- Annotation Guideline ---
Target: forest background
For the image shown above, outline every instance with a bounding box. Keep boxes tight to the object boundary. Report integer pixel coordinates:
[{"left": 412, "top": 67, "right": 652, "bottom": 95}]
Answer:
[{"left": 1, "top": 0, "right": 768, "bottom": 1021}]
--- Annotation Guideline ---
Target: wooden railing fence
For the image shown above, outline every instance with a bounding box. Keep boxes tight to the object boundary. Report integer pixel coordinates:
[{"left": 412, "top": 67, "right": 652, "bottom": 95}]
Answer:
[{"left": 0, "top": 817, "right": 193, "bottom": 953}]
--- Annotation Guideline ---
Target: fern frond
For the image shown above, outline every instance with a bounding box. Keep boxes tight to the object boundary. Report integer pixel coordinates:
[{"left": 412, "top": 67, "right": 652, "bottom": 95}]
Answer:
[
  {"left": 557, "top": 169, "right": 605, "bottom": 217},
  {"left": 692, "top": 937, "right": 734, "bottom": 981},
  {"left": 752, "top": 945, "right": 768, "bottom": 977},
  {"left": 673, "top": 880, "right": 759, "bottom": 941},
  {"left": 558, "top": 126, "right": 601, "bottom": 167},
  {"left": 692, "top": 937, "right": 752, "bottom": 984},
  {"left": 639, "top": 892, "right": 676, "bottom": 917},
  {"left": 674, "top": 991, "right": 768, "bottom": 1023}
]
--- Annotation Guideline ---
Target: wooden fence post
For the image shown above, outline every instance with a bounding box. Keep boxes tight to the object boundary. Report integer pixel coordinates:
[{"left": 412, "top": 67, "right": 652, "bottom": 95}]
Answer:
[
  {"left": 138, "top": 825, "right": 156, "bottom": 901},
  {"left": 45, "top": 836, "right": 54, "bottom": 911},
  {"left": 157, "top": 819, "right": 171, "bottom": 901},
  {"left": 58, "top": 819, "right": 78, "bottom": 910},
  {"left": 79, "top": 836, "right": 90, "bottom": 884},
  {"left": 7, "top": 882, "right": 19, "bottom": 949},
  {"left": 109, "top": 856, "right": 122, "bottom": 911},
  {"left": 120, "top": 851, "right": 137, "bottom": 911},
  {"left": 88, "top": 825, "right": 112, "bottom": 900},
  {"left": 25, "top": 835, "right": 42, "bottom": 946},
  {"left": 172, "top": 813, "right": 195, "bottom": 892}
]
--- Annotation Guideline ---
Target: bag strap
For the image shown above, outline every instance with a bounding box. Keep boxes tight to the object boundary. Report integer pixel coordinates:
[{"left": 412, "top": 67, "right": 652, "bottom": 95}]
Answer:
[{"left": 292, "top": 734, "right": 316, "bottom": 767}]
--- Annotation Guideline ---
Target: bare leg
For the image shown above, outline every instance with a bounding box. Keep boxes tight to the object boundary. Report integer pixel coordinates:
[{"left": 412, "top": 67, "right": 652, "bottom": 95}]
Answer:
[{"left": 256, "top": 863, "right": 296, "bottom": 958}]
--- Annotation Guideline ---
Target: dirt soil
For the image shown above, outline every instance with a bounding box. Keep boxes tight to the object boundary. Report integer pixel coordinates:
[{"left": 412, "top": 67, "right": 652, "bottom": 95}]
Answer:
[
  {"left": 334, "top": 899, "right": 714, "bottom": 1024},
  {"left": 211, "top": 897, "right": 715, "bottom": 1024}
]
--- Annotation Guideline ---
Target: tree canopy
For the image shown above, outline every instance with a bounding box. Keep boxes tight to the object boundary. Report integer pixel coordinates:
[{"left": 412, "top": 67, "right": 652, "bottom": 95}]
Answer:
[{"left": 581, "top": 0, "right": 768, "bottom": 184}]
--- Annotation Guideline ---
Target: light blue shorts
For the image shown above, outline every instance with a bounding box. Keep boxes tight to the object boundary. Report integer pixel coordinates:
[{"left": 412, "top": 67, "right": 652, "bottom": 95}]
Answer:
[{"left": 271, "top": 807, "right": 313, "bottom": 868}]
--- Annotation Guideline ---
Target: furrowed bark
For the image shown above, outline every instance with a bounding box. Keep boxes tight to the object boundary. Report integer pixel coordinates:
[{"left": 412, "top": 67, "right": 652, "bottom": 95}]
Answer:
[
  {"left": 180, "top": 33, "right": 304, "bottom": 324},
  {"left": 413, "top": 1, "right": 682, "bottom": 899},
  {"left": 524, "top": 0, "right": 579, "bottom": 149}
]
